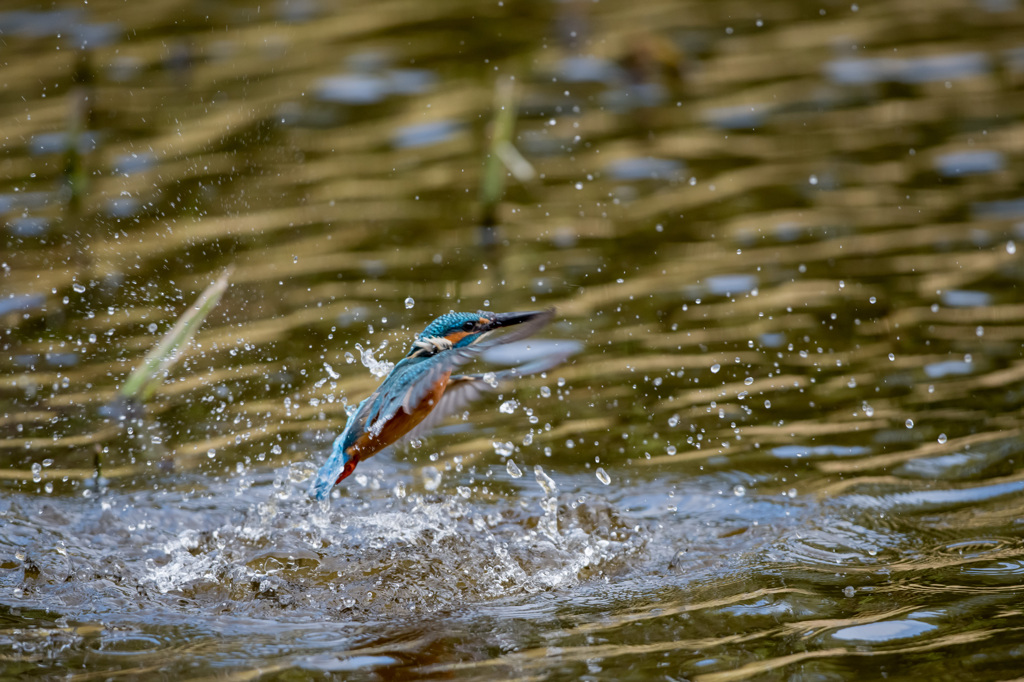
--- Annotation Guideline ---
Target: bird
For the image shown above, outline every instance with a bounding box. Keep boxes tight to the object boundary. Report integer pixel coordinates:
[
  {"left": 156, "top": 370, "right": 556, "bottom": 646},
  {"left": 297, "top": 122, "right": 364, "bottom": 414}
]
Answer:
[{"left": 310, "top": 308, "right": 559, "bottom": 500}]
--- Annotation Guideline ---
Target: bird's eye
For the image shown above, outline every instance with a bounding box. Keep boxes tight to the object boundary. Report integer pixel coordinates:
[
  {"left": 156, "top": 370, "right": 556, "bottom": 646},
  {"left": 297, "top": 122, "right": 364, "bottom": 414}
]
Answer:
[{"left": 461, "top": 320, "right": 476, "bottom": 331}]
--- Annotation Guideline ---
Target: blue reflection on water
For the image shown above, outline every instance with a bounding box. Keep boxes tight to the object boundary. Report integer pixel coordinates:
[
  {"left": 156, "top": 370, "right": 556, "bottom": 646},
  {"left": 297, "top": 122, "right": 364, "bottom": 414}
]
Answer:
[{"left": 833, "top": 619, "right": 937, "bottom": 643}]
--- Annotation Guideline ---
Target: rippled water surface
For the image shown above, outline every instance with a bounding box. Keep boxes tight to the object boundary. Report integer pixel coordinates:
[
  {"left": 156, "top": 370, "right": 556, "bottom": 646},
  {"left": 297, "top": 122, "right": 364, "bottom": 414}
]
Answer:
[{"left": 4, "top": 0, "right": 1024, "bottom": 679}]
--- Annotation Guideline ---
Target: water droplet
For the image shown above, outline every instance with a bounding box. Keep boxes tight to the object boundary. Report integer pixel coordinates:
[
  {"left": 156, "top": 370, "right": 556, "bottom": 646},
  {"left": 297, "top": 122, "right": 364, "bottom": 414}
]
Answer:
[
  {"left": 72, "top": 282, "right": 86, "bottom": 293},
  {"left": 507, "top": 460, "right": 523, "bottom": 478},
  {"left": 844, "top": 586, "right": 856, "bottom": 598},
  {"left": 404, "top": 297, "right": 415, "bottom": 309},
  {"left": 905, "top": 419, "right": 914, "bottom": 429},
  {"left": 744, "top": 376, "right": 754, "bottom": 385},
  {"left": 595, "top": 467, "right": 611, "bottom": 485},
  {"left": 457, "top": 486, "right": 471, "bottom": 499},
  {"left": 976, "top": 325, "right": 984, "bottom": 337},
  {"left": 356, "top": 341, "right": 394, "bottom": 378},
  {"left": 937, "top": 433, "right": 947, "bottom": 444},
  {"left": 31, "top": 462, "right": 42, "bottom": 483},
  {"left": 1008, "top": 240, "right": 1017, "bottom": 254},
  {"left": 534, "top": 465, "right": 557, "bottom": 495},
  {"left": 668, "top": 414, "right": 680, "bottom": 427},
  {"left": 809, "top": 174, "right": 818, "bottom": 185},
  {"left": 539, "top": 386, "right": 551, "bottom": 397},
  {"left": 422, "top": 466, "right": 442, "bottom": 491},
  {"left": 493, "top": 440, "right": 514, "bottom": 457},
  {"left": 888, "top": 353, "right": 895, "bottom": 362},
  {"left": 733, "top": 484, "right": 746, "bottom": 497},
  {"left": 710, "top": 363, "right": 721, "bottom": 374},
  {"left": 499, "top": 399, "right": 518, "bottom": 414}
]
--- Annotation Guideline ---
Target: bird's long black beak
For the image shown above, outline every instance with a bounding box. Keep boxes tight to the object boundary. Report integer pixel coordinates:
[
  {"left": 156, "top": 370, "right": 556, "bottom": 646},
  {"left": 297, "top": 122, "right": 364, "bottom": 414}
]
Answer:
[{"left": 483, "top": 308, "right": 553, "bottom": 331}]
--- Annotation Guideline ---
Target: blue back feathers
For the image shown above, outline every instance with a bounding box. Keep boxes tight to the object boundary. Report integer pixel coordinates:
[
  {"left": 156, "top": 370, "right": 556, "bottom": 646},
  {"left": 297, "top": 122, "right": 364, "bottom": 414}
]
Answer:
[{"left": 416, "top": 312, "right": 484, "bottom": 344}]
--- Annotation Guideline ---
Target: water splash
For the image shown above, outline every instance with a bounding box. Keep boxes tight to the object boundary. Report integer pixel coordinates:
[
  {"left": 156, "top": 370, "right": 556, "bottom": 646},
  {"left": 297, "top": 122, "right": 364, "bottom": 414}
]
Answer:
[{"left": 354, "top": 340, "right": 394, "bottom": 378}]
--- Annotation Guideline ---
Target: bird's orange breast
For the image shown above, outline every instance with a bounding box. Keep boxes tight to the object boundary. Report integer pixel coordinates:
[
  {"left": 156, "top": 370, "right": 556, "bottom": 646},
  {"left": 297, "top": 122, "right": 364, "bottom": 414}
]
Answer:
[{"left": 347, "top": 372, "right": 451, "bottom": 459}]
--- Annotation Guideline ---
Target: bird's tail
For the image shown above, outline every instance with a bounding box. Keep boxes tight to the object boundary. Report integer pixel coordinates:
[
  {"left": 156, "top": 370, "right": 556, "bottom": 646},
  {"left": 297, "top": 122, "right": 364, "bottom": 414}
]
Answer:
[{"left": 310, "top": 428, "right": 361, "bottom": 500}]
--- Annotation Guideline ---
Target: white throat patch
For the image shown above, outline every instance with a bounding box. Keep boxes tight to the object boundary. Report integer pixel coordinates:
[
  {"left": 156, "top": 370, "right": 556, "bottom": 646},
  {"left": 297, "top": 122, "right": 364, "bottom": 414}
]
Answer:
[{"left": 413, "top": 336, "right": 454, "bottom": 353}]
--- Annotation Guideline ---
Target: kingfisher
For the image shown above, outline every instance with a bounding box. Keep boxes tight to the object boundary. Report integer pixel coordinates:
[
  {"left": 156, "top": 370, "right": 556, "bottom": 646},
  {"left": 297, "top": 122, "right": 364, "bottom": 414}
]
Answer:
[{"left": 310, "top": 308, "right": 558, "bottom": 500}]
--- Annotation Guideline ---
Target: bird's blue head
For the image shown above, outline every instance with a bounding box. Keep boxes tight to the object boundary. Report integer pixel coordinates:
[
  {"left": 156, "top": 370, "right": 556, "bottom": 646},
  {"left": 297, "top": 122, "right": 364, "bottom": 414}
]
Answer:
[{"left": 407, "top": 310, "right": 548, "bottom": 356}]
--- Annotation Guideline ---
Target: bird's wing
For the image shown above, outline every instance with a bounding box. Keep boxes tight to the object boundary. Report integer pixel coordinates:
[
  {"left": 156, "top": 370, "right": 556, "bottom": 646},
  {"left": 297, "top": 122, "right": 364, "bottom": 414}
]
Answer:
[
  {"left": 393, "top": 335, "right": 578, "bottom": 448},
  {"left": 392, "top": 374, "right": 495, "bottom": 448},
  {"left": 362, "top": 357, "right": 433, "bottom": 437},
  {"left": 393, "top": 307, "right": 556, "bottom": 423}
]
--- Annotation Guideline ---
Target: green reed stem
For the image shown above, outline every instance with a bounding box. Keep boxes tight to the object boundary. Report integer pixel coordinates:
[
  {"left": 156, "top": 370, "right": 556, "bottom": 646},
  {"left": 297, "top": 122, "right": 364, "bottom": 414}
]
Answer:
[{"left": 118, "top": 269, "right": 231, "bottom": 402}]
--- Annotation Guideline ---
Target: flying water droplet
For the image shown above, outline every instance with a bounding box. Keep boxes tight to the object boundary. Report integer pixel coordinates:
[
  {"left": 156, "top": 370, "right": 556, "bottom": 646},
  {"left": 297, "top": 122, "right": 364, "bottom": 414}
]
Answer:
[
  {"left": 31, "top": 462, "right": 42, "bottom": 483},
  {"left": 356, "top": 341, "right": 394, "bottom": 378},
  {"left": 499, "top": 399, "right": 518, "bottom": 414},
  {"left": 733, "top": 484, "right": 746, "bottom": 497},
  {"left": 507, "top": 460, "right": 523, "bottom": 478},
  {"left": 534, "top": 465, "right": 557, "bottom": 495},
  {"left": 493, "top": 440, "right": 514, "bottom": 457},
  {"left": 404, "top": 297, "right": 415, "bottom": 309},
  {"left": 710, "top": 363, "right": 721, "bottom": 374},
  {"left": 72, "top": 283, "right": 86, "bottom": 294},
  {"left": 422, "top": 466, "right": 442, "bottom": 491},
  {"left": 937, "top": 433, "right": 947, "bottom": 444},
  {"left": 595, "top": 467, "right": 611, "bottom": 485}
]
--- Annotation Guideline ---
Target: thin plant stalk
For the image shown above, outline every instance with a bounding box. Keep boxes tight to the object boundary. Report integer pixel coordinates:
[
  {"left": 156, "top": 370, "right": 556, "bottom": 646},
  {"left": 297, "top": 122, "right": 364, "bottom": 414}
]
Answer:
[{"left": 118, "top": 269, "right": 231, "bottom": 402}]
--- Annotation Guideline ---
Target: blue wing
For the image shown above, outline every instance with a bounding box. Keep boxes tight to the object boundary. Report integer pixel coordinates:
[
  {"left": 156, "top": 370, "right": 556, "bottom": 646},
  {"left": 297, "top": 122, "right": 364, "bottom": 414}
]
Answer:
[{"left": 383, "top": 308, "right": 557, "bottom": 432}]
